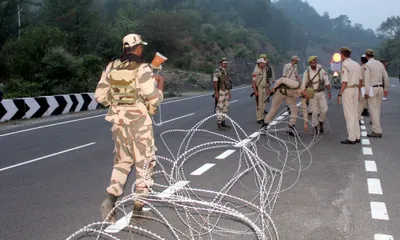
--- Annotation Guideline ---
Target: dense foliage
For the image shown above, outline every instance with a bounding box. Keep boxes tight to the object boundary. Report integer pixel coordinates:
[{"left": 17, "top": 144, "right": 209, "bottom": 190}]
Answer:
[{"left": 0, "top": 0, "right": 393, "bottom": 99}]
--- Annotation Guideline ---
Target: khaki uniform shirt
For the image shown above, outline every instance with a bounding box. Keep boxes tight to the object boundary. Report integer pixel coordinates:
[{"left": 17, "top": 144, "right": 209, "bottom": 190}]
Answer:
[
  {"left": 301, "top": 65, "right": 329, "bottom": 90},
  {"left": 364, "top": 58, "right": 389, "bottom": 92},
  {"left": 274, "top": 77, "right": 304, "bottom": 98},
  {"left": 95, "top": 61, "right": 164, "bottom": 126},
  {"left": 282, "top": 63, "right": 299, "bottom": 81},
  {"left": 360, "top": 63, "right": 366, "bottom": 86},
  {"left": 252, "top": 66, "right": 267, "bottom": 88},
  {"left": 341, "top": 58, "right": 362, "bottom": 87}
]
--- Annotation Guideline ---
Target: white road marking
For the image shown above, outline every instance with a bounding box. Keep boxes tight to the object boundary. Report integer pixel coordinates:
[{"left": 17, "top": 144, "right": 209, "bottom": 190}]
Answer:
[
  {"left": 362, "top": 139, "right": 370, "bottom": 145},
  {"left": 249, "top": 132, "right": 261, "bottom": 138},
  {"left": 229, "top": 100, "right": 239, "bottom": 104},
  {"left": 390, "top": 84, "right": 396, "bottom": 87},
  {"left": 363, "top": 147, "right": 373, "bottom": 155},
  {"left": 105, "top": 180, "right": 190, "bottom": 233},
  {"left": 190, "top": 163, "right": 215, "bottom": 175},
  {"left": 0, "top": 142, "right": 96, "bottom": 172},
  {"left": 368, "top": 178, "right": 383, "bottom": 194},
  {"left": 270, "top": 120, "right": 278, "bottom": 125},
  {"left": 159, "top": 113, "right": 195, "bottom": 125},
  {"left": 361, "top": 131, "right": 367, "bottom": 137},
  {"left": 215, "top": 149, "right": 236, "bottom": 159},
  {"left": 282, "top": 112, "right": 289, "bottom": 116},
  {"left": 361, "top": 125, "right": 366, "bottom": 130},
  {"left": 370, "top": 202, "right": 389, "bottom": 220},
  {"left": 361, "top": 120, "right": 365, "bottom": 124},
  {"left": 375, "top": 234, "right": 393, "bottom": 240},
  {"left": 234, "top": 138, "right": 251, "bottom": 148},
  {"left": 365, "top": 161, "right": 377, "bottom": 172},
  {"left": 276, "top": 116, "right": 284, "bottom": 120},
  {"left": 0, "top": 114, "right": 106, "bottom": 137}
]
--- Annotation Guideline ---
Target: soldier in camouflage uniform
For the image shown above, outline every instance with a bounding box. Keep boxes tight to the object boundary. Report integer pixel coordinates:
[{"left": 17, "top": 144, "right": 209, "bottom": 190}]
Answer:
[
  {"left": 213, "top": 57, "right": 232, "bottom": 130},
  {"left": 95, "top": 33, "right": 164, "bottom": 223}
]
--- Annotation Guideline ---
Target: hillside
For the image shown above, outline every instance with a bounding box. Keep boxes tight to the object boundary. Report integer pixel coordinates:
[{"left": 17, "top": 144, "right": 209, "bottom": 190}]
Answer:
[{"left": 0, "top": 0, "right": 382, "bottom": 99}]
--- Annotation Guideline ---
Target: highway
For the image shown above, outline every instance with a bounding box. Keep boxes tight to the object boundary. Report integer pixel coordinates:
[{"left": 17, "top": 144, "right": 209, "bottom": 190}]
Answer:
[{"left": 0, "top": 79, "right": 399, "bottom": 240}]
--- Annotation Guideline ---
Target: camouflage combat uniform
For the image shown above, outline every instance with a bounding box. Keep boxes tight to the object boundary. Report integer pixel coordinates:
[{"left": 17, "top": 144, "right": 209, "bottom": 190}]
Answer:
[
  {"left": 213, "top": 65, "right": 231, "bottom": 129},
  {"left": 95, "top": 52, "right": 163, "bottom": 222}
]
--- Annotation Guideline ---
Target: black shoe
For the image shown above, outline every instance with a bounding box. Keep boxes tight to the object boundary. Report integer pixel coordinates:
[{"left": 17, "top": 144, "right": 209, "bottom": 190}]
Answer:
[
  {"left": 355, "top": 139, "right": 360, "bottom": 143},
  {"left": 257, "top": 120, "right": 264, "bottom": 124},
  {"left": 221, "top": 120, "right": 231, "bottom": 129},
  {"left": 367, "top": 132, "right": 382, "bottom": 138},
  {"left": 341, "top": 139, "right": 356, "bottom": 144},
  {"left": 319, "top": 122, "right": 324, "bottom": 133},
  {"left": 264, "top": 110, "right": 268, "bottom": 114},
  {"left": 287, "top": 124, "right": 296, "bottom": 136}
]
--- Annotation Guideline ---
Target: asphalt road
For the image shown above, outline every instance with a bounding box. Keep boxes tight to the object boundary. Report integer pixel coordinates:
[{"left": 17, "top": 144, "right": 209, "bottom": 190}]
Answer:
[{"left": 0, "top": 79, "right": 399, "bottom": 240}]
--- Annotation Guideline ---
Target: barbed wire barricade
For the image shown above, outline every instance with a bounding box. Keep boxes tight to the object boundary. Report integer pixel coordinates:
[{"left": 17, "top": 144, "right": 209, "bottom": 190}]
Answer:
[{"left": 65, "top": 101, "right": 322, "bottom": 240}]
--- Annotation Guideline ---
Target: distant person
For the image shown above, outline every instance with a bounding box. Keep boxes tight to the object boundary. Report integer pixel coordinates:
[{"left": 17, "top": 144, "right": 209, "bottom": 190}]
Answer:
[
  {"left": 213, "top": 57, "right": 232, "bottom": 130},
  {"left": 364, "top": 49, "right": 389, "bottom": 138},
  {"left": 252, "top": 58, "right": 268, "bottom": 124}
]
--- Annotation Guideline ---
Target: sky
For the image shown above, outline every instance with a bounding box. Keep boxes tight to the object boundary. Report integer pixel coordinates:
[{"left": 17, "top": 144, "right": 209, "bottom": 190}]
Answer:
[{"left": 305, "top": 0, "right": 400, "bottom": 31}]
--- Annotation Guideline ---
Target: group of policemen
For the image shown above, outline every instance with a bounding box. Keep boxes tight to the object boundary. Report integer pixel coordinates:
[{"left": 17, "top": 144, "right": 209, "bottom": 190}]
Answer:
[
  {"left": 212, "top": 48, "right": 389, "bottom": 144},
  {"left": 94, "top": 33, "right": 390, "bottom": 224}
]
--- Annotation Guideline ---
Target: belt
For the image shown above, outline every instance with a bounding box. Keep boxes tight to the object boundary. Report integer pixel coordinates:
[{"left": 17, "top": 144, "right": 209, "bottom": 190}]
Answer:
[
  {"left": 373, "top": 84, "right": 383, "bottom": 88},
  {"left": 113, "top": 102, "right": 136, "bottom": 106},
  {"left": 346, "top": 84, "right": 358, "bottom": 88}
]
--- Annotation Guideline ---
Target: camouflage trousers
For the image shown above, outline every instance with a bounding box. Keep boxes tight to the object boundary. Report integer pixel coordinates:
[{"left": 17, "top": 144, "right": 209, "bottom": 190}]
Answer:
[
  {"left": 216, "top": 89, "right": 230, "bottom": 123},
  {"left": 106, "top": 124, "right": 156, "bottom": 197}
]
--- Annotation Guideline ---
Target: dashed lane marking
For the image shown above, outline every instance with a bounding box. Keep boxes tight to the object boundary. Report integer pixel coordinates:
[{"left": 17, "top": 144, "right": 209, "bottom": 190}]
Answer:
[
  {"left": 215, "top": 150, "right": 236, "bottom": 159},
  {"left": 190, "top": 163, "right": 215, "bottom": 175},
  {"left": 365, "top": 161, "right": 377, "bottom": 172},
  {"left": 363, "top": 147, "right": 373, "bottom": 155},
  {"left": 370, "top": 202, "right": 389, "bottom": 220},
  {"left": 367, "top": 178, "right": 383, "bottom": 195},
  {"left": 375, "top": 234, "right": 394, "bottom": 240},
  {"left": 362, "top": 139, "right": 370, "bottom": 145}
]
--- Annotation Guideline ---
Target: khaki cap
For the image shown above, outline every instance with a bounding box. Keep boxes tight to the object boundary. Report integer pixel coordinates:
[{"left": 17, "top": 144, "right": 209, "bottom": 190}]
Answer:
[
  {"left": 122, "top": 34, "right": 148, "bottom": 48},
  {"left": 259, "top": 54, "right": 267, "bottom": 59},
  {"left": 257, "top": 58, "right": 267, "bottom": 64},
  {"left": 292, "top": 56, "right": 300, "bottom": 60},
  {"left": 365, "top": 49, "right": 374, "bottom": 55},
  {"left": 340, "top": 47, "right": 352, "bottom": 53},
  {"left": 220, "top": 57, "right": 229, "bottom": 63},
  {"left": 308, "top": 56, "right": 317, "bottom": 63}
]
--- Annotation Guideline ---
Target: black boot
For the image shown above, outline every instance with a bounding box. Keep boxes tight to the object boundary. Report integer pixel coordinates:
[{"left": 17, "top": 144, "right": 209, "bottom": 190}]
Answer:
[
  {"left": 319, "top": 122, "right": 324, "bottom": 133},
  {"left": 217, "top": 122, "right": 227, "bottom": 131},
  {"left": 100, "top": 194, "right": 118, "bottom": 223},
  {"left": 221, "top": 120, "right": 231, "bottom": 129},
  {"left": 287, "top": 124, "right": 296, "bottom": 136}
]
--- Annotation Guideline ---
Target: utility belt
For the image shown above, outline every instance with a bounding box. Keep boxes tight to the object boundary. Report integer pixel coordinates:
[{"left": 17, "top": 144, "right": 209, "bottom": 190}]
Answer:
[{"left": 113, "top": 102, "right": 136, "bottom": 106}]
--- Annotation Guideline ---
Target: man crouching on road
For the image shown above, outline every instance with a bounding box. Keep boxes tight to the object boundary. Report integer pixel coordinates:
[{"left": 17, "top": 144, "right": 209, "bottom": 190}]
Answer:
[
  {"left": 261, "top": 77, "right": 313, "bottom": 136},
  {"left": 95, "top": 33, "right": 164, "bottom": 223}
]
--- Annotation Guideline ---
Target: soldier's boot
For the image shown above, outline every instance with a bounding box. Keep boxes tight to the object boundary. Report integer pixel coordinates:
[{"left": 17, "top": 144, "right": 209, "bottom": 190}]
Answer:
[
  {"left": 221, "top": 120, "right": 231, "bottom": 129},
  {"left": 217, "top": 122, "right": 227, "bottom": 131},
  {"left": 319, "top": 122, "right": 324, "bottom": 133},
  {"left": 313, "top": 126, "right": 319, "bottom": 135},
  {"left": 362, "top": 108, "right": 369, "bottom": 117},
  {"left": 100, "top": 194, "right": 117, "bottom": 223},
  {"left": 287, "top": 124, "right": 296, "bottom": 137}
]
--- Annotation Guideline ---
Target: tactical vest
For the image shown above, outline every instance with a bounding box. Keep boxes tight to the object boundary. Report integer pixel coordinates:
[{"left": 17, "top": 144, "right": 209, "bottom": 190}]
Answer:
[
  {"left": 108, "top": 60, "right": 141, "bottom": 105},
  {"left": 217, "top": 68, "right": 231, "bottom": 91},
  {"left": 306, "top": 68, "right": 324, "bottom": 92},
  {"left": 278, "top": 81, "right": 301, "bottom": 96}
]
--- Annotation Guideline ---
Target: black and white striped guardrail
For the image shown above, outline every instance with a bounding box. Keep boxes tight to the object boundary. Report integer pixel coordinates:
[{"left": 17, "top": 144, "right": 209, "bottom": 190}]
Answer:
[{"left": 0, "top": 93, "right": 100, "bottom": 122}]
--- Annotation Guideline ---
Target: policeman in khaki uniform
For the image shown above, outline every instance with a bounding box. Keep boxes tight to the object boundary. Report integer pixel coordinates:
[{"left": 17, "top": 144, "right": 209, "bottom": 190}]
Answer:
[
  {"left": 261, "top": 77, "right": 312, "bottom": 135},
  {"left": 337, "top": 47, "right": 361, "bottom": 144},
  {"left": 252, "top": 54, "right": 275, "bottom": 105},
  {"left": 252, "top": 58, "right": 268, "bottom": 123},
  {"left": 213, "top": 57, "right": 232, "bottom": 130},
  {"left": 364, "top": 49, "right": 389, "bottom": 138},
  {"left": 95, "top": 33, "right": 164, "bottom": 222},
  {"left": 302, "top": 56, "right": 332, "bottom": 133}
]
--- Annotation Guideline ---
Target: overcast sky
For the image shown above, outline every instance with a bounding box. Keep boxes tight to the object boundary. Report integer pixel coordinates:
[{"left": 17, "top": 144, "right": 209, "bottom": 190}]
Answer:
[{"left": 305, "top": 0, "right": 399, "bottom": 31}]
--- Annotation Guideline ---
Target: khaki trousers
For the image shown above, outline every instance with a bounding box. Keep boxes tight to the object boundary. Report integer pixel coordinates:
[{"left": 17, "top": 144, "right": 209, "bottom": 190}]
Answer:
[
  {"left": 309, "top": 91, "right": 328, "bottom": 127},
  {"left": 264, "top": 90, "right": 298, "bottom": 125},
  {"left": 367, "top": 87, "right": 384, "bottom": 134},
  {"left": 342, "top": 88, "right": 360, "bottom": 141},
  {"left": 358, "top": 95, "right": 368, "bottom": 120},
  {"left": 256, "top": 87, "right": 267, "bottom": 121},
  {"left": 216, "top": 89, "right": 229, "bottom": 123}
]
